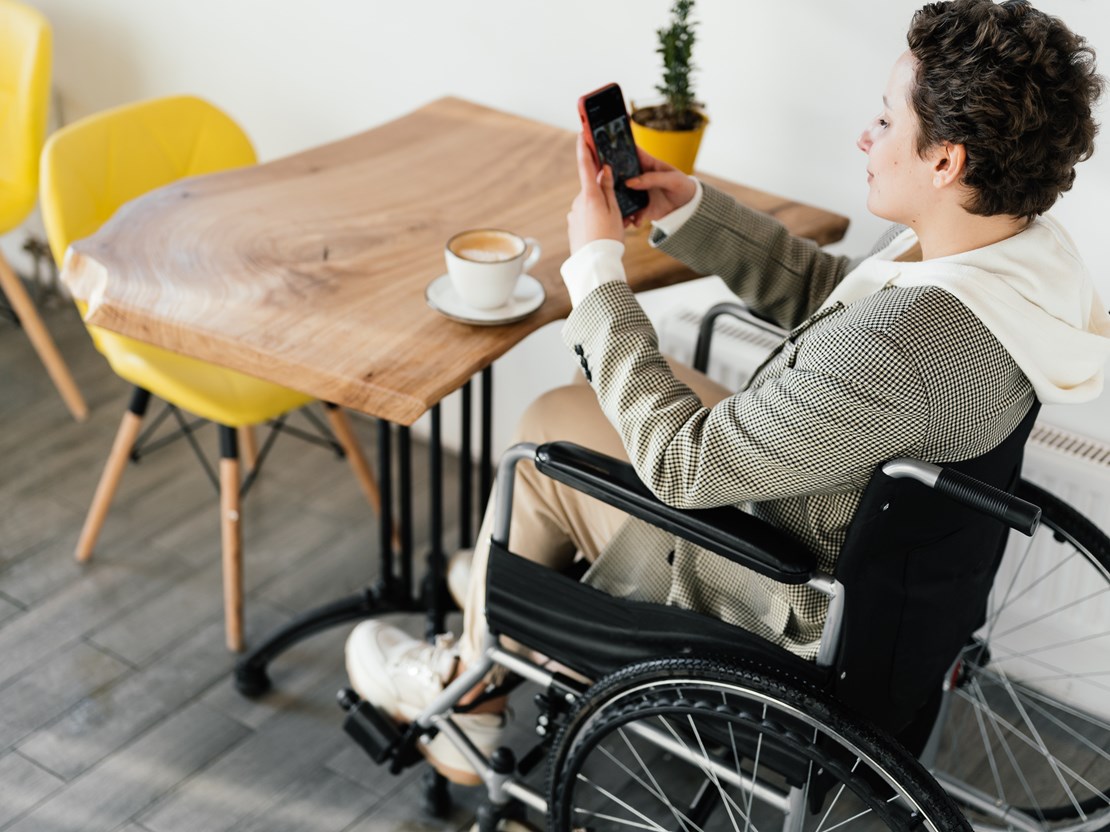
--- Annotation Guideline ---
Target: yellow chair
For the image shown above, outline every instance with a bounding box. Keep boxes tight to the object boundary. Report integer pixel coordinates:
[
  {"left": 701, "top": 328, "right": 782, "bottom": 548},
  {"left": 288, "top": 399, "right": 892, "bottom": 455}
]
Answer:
[
  {"left": 0, "top": 0, "right": 87, "bottom": 421},
  {"left": 40, "top": 94, "right": 383, "bottom": 651}
]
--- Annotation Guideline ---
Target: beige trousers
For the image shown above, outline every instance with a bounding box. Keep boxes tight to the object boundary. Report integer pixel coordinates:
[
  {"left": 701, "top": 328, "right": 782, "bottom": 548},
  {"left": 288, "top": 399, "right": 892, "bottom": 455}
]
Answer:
[{"left": 460, "top": 360, "right": 732, "bottom": 665}]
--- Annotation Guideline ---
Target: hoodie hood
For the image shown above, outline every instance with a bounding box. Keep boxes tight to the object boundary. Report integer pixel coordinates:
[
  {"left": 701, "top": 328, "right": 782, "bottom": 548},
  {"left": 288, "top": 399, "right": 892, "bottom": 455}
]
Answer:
[{"left": 820, "top": 216, "right": 1110, "bottom": 404}]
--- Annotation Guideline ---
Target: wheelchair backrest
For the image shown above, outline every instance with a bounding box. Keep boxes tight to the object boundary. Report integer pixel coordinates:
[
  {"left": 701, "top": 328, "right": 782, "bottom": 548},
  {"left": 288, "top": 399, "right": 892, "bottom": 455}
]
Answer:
[{"left": 831, "top": 401, "right": 1040, "bottom": 740}]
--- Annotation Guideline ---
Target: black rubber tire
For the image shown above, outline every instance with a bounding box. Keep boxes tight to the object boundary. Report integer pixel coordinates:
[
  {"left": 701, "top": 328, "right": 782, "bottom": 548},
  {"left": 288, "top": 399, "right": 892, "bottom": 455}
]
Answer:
[{"left": 548, "top": 657, "right": 971, "bottom": 832}]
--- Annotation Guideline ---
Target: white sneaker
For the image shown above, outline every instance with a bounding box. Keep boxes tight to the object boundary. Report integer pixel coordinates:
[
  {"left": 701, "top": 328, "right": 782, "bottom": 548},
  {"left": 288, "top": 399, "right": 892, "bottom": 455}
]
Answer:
[{"left": 345, "top": 620, "right": 505, "bottom": 786}]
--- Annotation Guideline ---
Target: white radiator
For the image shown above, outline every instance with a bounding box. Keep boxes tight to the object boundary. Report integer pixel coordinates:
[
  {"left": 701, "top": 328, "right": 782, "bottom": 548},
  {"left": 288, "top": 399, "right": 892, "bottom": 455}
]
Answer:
[{"left": 659, "top": 303, "right": 1110, "bottom": 719}]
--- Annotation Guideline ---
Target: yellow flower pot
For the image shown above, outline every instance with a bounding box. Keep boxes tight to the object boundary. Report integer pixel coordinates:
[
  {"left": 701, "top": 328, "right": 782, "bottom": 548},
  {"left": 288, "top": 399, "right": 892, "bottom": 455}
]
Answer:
[{"left": 630, "top": 110, "right": 708, "bottom": 174}]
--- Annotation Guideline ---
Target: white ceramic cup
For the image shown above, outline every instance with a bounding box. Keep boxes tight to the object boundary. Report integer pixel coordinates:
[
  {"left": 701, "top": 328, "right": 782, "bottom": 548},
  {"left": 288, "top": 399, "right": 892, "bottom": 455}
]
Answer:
[{"left": 445, "top": 229, "right": 541, "bottom": 310}]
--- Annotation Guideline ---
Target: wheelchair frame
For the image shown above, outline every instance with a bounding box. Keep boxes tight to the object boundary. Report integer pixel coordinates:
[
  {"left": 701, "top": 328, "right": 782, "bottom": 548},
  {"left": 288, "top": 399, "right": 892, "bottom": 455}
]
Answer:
[{"left": 340, "top": 302, "right": 1110, "bottom": 832}]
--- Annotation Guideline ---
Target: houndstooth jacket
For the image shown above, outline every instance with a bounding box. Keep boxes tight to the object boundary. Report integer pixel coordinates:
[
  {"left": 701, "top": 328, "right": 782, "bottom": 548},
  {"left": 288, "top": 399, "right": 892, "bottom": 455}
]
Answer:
[{"left": 562, "top": 184, "right": 1035, "bottom": 658}]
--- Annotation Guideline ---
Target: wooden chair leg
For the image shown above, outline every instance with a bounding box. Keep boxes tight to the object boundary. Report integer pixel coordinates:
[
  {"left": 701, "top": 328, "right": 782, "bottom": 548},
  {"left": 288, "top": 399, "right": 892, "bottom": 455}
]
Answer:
[
  {"left": 219, "top": 426, "right": 244, "bottom": 652},
  {"left": 237, "top": 425, "right": 258, "bottom": 471},
  {"left": 324, "top": 404, "right": 383, "bottom": 515},
  {"left": 0, "top": 251, "right": 89, "bottom": 421},
  {"left": 76, "top": 388, "right": 152, "bottom": 562}
]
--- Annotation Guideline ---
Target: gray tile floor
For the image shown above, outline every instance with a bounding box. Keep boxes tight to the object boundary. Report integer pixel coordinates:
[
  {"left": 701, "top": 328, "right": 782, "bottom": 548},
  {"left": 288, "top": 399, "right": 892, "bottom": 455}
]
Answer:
[{"left": 0, "top": 290, "right": 499, "bottom": 831}]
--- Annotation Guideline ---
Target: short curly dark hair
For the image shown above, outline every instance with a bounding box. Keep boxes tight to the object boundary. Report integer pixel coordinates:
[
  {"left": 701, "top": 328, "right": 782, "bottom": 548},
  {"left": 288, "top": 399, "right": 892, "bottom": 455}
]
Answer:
[{"left": 907, "top": 0, "right": 1103, "bottom": 219}]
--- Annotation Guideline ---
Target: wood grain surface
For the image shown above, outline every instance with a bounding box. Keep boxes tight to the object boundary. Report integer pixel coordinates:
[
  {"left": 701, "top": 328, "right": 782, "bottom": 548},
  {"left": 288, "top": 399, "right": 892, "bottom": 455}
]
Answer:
[{"left": 63, "top": 97, "right": 848, "bottom": 425}]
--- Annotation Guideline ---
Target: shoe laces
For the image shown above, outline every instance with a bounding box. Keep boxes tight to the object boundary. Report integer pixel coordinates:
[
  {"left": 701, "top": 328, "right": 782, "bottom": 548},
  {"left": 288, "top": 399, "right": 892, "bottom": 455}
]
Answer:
[{"left": 400, "top": 632, "right": 459, "bottom": 687}]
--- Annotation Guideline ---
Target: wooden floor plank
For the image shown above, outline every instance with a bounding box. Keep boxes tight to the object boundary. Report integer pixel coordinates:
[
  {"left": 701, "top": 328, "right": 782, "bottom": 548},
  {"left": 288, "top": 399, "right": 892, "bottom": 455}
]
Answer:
[
  {"left": 2, "top": 701, "right": 250, "bottom": 832},
  {"left": 0, "top": 594, "right": 22, "bottom": 627},
  {"left": 139, "top": 664, "right": 375, "bottom": 832},
  {"left": 0, "top": 641, "right": 131, "bottom": 750},
  {"left": 0, "top": 492, "right": 82, "bottom": 570},
  {"left": 0, "top": 752, "right": 65, "bottom": 827},
  {"left": 0, "top": 553, "right": 194, "bottom": 690},
  {"left": 224, "top": 767, "right": 382, "bottom": 832},
  {"left": 17, "top": 605, "right": 287, "bottom": 780}
]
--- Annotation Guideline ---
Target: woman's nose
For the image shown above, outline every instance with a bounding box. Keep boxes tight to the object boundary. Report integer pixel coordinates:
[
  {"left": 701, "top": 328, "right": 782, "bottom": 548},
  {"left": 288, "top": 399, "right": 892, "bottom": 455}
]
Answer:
[{"left": 857, "top": 130, "right": 871, "bottom": 153}]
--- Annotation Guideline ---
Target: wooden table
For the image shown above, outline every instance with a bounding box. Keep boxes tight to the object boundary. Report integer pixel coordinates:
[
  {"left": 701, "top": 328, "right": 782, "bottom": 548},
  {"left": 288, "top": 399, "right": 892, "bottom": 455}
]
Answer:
[
  {"left": 63, "top": 96, "right": 848, "bottom": 428},
  {"left": 61, "top": 96, "right": 848, "bottom": 696}
]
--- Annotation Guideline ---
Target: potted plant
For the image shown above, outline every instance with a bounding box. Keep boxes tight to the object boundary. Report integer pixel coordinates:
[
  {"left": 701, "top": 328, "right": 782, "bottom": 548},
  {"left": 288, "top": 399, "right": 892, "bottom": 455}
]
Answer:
[{"left": 630, "top": 0, "right": 708, "bottom": 174}]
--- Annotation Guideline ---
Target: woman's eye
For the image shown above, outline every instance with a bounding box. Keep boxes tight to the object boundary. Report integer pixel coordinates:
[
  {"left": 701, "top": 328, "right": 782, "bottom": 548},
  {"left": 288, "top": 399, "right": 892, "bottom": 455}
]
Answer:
[{"left": 878, "top": 118, "right": 890, "bottom": 129}]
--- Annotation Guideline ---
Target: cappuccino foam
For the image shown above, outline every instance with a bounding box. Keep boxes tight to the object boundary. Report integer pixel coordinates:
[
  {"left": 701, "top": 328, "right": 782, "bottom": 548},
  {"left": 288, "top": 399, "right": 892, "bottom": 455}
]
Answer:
[
  {"left": 457, "top": 247, "right": 509, "bottom": 262},
  {"left": 448, "top": 230, "right": 522, "bottom": 263}
]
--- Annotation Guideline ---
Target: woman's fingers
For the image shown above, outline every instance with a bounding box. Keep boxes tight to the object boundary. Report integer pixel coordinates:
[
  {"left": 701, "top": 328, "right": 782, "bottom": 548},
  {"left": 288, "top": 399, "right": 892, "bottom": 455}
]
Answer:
[
  {"left": 597, "top": 165, "right": 619, "bottom": 214},
  {"left": 576, "top": 133, "right": 600, "bottom": 191},
  {"left": 626, "top": 170, "right": 681, "bottom": 192},
  {"left": 636, "top": 145, "right": 674, "bottom": 173}
]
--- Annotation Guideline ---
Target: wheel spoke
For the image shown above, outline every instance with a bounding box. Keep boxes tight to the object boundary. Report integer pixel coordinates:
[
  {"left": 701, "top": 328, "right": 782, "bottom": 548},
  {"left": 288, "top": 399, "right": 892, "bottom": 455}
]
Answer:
[
  {"left": 986, "top": 643, "right": 1110, "bottom": 699},
  {"left": 991, "top": 585, "right": 1110, "bottom": 640},
  {"left": 741, "top": 704, "right": 767, "bottom": 832},
  {"left": 984, "top": 531, "right": 1039, "bottom": 640},
  {"left": 966, "top": 680, "right": 1008, "bottom": 804},
  {"left": 996, "top": 670, "right": 1088, "bottom": 820},
  {"left": 686, "top": 714, "right": 743, "bottom": 832},
  {"left": 613, "top": 728, "right": 702, "bottom": 832},
  {"left": 987, "top": 547, "right": 1080, "bottom": 623},
  {"left": 956, "top": 678, "right": 1110, "bottom": 810},
  {"left": 1005, "top": 679, "right": 1110, "bottom": 736},
  {"left": 1020, "top": 694, "right": 1110, "bottom": 773},
  {"left": 572, "top": 807, "right": 672, "bottom": 832},
  {"left": 653, "top": 715, "right": 762, "bottom": 832},
  {"left": 817, "top": 798, "right": 899, "bottom": 832},
  {"left": 575, "top": 772, "right": 674, "bottom": 832},
  {"left": 971, "top": 676, "right": 1045, "bottom": 820},
  {"left": 814, "top": 758, "right": 859, "bottom": 832}
]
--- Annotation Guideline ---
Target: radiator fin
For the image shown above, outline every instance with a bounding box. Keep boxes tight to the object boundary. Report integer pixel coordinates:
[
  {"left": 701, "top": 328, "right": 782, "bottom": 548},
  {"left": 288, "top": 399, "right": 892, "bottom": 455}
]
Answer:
[{"left": 1030, "top": 423, "right": 1110, "bottom": 469}]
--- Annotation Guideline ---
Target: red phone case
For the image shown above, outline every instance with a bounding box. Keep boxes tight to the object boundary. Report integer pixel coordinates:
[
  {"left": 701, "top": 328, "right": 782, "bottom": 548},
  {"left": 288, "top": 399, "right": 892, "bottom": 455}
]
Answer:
[{"left": 577, "top": 82, "right": 621, "bottom": 169}]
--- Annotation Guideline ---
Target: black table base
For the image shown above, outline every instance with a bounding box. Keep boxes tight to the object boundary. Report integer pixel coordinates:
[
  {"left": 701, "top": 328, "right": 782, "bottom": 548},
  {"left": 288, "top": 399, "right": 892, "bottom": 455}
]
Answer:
[{"left": 233, "top": 368, "right": 495, "bottom": 698}]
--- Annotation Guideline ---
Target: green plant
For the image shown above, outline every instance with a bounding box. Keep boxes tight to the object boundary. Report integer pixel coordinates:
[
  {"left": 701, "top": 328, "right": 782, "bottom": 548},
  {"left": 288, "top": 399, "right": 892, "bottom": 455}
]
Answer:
[{"left": 653, "top": 0, "right": 701, "bottom": 130}]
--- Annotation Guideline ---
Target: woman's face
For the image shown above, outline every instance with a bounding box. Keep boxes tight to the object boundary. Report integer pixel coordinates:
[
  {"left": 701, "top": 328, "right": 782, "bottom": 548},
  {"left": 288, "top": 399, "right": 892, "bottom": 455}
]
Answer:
[{"left": 857, "top": 51, "right": 939, "bottom": 225}]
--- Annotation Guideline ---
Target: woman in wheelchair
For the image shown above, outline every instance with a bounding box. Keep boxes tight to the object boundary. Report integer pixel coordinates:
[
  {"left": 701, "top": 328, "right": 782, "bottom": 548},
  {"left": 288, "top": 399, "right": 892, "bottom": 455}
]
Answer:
[{"left": 344, "top": 2, "right": 1110, "bottom": 830}]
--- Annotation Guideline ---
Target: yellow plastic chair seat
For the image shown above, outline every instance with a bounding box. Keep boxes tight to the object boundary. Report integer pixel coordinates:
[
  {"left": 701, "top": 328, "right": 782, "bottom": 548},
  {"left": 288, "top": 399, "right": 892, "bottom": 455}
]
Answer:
[{"left": 92, "top": 323, "right": 313, "bottom": 428}]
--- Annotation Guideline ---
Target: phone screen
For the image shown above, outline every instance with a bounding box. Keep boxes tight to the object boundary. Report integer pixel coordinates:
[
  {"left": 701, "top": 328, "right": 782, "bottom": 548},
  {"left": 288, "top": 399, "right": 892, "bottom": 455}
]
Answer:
[{"left": 582, "top": 85, "right": 649, "bottom": 218}]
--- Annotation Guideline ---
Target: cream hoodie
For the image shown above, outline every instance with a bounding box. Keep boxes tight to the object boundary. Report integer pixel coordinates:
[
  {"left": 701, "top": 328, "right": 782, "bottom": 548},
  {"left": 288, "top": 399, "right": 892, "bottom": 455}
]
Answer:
[{"left": 819, "top": 216, "right": 1110, "bottom": 405}]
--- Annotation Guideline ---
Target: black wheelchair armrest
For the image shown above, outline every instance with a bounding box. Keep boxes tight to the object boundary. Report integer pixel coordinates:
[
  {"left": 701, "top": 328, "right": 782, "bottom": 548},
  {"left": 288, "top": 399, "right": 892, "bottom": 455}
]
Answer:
[{"left": 534, "top": 441, "right": 817, "bottom": 585}]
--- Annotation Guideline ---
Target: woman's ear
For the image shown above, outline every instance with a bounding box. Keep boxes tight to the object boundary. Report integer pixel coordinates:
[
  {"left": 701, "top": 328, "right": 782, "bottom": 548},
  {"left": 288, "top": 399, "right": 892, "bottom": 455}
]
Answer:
[{"left": 932, "top": 142, "right": 967, "bottom": 188}]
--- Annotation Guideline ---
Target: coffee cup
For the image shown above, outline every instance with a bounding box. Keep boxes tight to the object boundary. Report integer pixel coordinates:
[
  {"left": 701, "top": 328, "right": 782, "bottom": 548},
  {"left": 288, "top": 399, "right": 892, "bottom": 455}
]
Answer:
[{"left": 445, "top": 229, "right": 541, "bottom": 310}]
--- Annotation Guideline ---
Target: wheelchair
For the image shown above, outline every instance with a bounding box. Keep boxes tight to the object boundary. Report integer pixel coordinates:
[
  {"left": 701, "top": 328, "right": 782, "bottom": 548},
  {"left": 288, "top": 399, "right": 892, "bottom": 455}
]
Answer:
[{"left": 341, "top": 302, "right": 1110, "bottom": 832}]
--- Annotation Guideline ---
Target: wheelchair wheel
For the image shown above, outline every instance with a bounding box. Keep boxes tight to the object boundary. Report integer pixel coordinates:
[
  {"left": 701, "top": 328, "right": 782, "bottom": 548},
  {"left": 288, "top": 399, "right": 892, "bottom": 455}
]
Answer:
[
  {"left": 929, "top": 480, "right": 1110, "bottom": 832},
  {"left": 548, "top": 658, "right": 970, "bottom": 832}
]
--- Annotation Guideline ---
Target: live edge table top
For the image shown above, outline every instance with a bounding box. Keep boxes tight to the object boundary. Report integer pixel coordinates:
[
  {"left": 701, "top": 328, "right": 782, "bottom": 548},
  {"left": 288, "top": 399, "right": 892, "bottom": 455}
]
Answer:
[{"left": 62, "top": 96, "right": 849, "bottom": 427}]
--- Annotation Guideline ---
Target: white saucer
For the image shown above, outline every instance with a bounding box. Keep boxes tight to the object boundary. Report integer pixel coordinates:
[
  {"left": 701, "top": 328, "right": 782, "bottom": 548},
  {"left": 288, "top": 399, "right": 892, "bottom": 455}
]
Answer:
[{"left": 425, "top": 273, "right": 545, "bottom": 325}]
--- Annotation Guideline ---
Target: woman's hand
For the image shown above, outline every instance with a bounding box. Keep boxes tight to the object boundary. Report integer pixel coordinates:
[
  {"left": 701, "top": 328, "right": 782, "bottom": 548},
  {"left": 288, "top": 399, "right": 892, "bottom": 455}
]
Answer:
[
  {"left": 624, "top": 147, "right": 698, "bottom": 227},
  {"left": 567, "top": 133, "right": 625, "bottom": 255}
]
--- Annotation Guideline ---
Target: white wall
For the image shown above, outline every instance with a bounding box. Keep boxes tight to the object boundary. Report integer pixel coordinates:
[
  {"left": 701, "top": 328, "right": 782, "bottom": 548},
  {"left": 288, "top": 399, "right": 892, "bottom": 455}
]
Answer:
[{"left": 12, "top": 0, "right": 1110, "bottom": 449}]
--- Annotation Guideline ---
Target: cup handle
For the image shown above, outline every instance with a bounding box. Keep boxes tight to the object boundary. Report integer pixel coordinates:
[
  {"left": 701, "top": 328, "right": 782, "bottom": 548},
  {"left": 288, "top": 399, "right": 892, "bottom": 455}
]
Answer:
[{"left": 522, "top": 237, "right": 541, "bottom": 274}]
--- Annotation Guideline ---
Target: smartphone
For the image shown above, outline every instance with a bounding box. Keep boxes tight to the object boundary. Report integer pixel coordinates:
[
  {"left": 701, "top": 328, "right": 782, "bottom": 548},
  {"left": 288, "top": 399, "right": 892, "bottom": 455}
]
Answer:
[{"left": 578, "top": 83, "right": 650, "bottom": 218}]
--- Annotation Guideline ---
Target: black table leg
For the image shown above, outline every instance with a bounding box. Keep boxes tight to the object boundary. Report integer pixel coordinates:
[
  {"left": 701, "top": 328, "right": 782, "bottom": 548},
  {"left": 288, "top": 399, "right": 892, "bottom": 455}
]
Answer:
[
  {"left": 459, "top": 380, "right": 472, "bottom": 549},
  {"left": 425, "top": 404, "right": 446, "bottom": 640},
  {"left": 480, "top": 366, "right": 493, "bottom": 507},
  {"left": 399, "top": 424, "right": 413, "bottom": 600},
  {"left": 232, "top": 368, "right": 494, "bottom": 698}
]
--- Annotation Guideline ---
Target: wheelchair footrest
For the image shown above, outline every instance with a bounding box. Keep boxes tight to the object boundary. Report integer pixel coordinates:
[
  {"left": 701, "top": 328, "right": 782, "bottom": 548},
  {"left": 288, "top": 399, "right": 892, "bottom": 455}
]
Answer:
[{"left": 338, "top": 688, "right": 403, "bottom": 765}]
